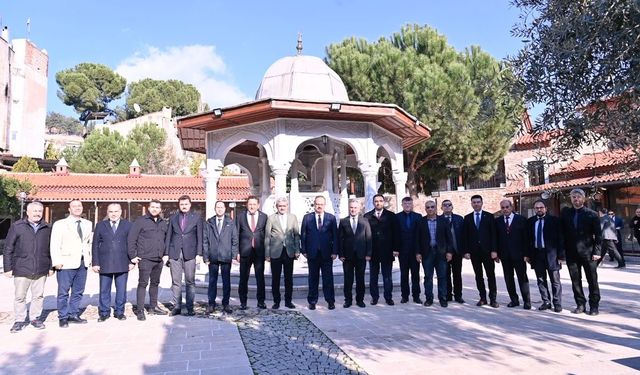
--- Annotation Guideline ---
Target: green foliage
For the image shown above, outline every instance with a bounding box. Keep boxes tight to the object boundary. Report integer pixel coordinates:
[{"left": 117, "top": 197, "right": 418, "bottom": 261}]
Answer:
[
  {"left": 44, "top": 143, "right": 62, "bottom": 160},
  {"left": 56, "top": 63, "right": 127, "bottom": 113},
  {"left": 45, "top": 111, "right": 84, "bottom": 135},
  {"left": 326, "top": 24, "right": 524, "bottom": 195},
  {"left": 511, "top": 0, "right": 640, "bottom": 161},
  {"left": 12, "top": 156, "right": 43, "bottom": 173},
  {"left": 125, "top": 79, "right": 201, "bottom": 118},
  {"left": 189, "top": 154, "right": 206, "bottom": 176},
  {"left": 0, "top": 176, "right": 33, "bottom": 217}
]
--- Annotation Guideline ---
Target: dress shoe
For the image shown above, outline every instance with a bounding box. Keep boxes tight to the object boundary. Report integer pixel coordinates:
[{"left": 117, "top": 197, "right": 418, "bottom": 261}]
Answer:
[
  {"left": 186, "top": 309, "right": 195, "bottom": 316},
  {"left": 272, "top": 302, "right": 280, "bottom": 310},
  {"left": 400, "top": 297, "right": 409, "bottom": 304},
  {"left": 440, "top": 301, "right": 448, "bottom": 308},
  {"left": 371, "top": 298, "right": 379, "bottom": 305},
  {"left": 538, "top": 303, "right": 552, "bottom": 311},
  {"left": 386, "top": 299, "right": 395, "bottom": 306},
  {"left": 148, "top": 307, "right": 168, "bottom": 316},
  {"left": 328, "top": 302, "right": 336, "bottom": 310},
  {"left": 413, "top": 297, "right": 423, "bottom": 304},
  {"left": 206, "top": 305, "right": 215, "bottom": 314},
  {"left": 169, "top": 308, "right": 181, "bottom": 316},
  {"left": 423, "top": 300, "right": 433, "bottom": 307},
  {"left": 356, "top": 301, "right": 366, "bottom": 308},
  {"left": 223, "top": 305, "right": 232, "bottom": 314},
  {"left": 98, "top": 315, "right": 110, "bottom": 322},
  {"left": 343, "top": 302, "right": 352, "bottom": 308},
  {"left": 10, "top": 322, "right": 26, "bottom": 333},
  {"left": 490, "top": 301, "right": 499, "bottom": 308},
  {"left": 616, "top": 264, "right": 626, "bottom": 268},
  {"left": 115, "top": 314, "right": 127, "bottom": 321},
  {"left": 507, "top": 301, "right": 520, "bottom": 308},
  {"left": 476, "top": 299, "right": 487, "bottom": 307},
  {"left": 257, "top": 302, "right": 267, "bottom": 309},
  {"left": 588, "top": 308, "right": 599, "bottom": 316},
  {"left": 67, "top": 315, "right": 88, "bottom": 324},
  {"left": 59, "top": 319, "right": 69, "bottom": 328},
  {"left": 454, "top": 297, "right": 465, "bottom": 304},
  {"left": 446, "top": 296, "right": 453, "bottom": 302},
  {"left": 572, "top": 305, "right": 586, "bottom": 314},
  {"left": 553, "top": 305, "right": 562, "bottom": 313},
  {"left": 308, "top": 303, "right": 316, "bottom": 310},
  {"left": 523, "top": 302, "right": 532, "bottom": 310},
  {"left": 136, "top": 312, "right": 146, "bottom": 321},
  {"left": 239, "top": 304, "right": 248, "bottom": 310},
  {"left": 285, "top": 302, "right": 296, "bottom": 309}
]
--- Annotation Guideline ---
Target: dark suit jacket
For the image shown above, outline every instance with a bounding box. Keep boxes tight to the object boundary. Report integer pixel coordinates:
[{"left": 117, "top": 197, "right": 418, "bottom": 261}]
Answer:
[
  {"left": 395, "top": 211, "right": 422, "bottom": 255},
  {"left": 300, "top": 212, "right": 338, "bottom": 259},
  {"left": 440, "top": 214, "right": 464, "bottom": 255},
  {"left": 203, "top": 215, "right": 239, "bottom": 263},
  {"left": 364, "top": 209, "right": 396, "bottom": 262},
  {"left": 561, "top": 206, "right": 602, "bottom": 260},
  {"left": 338, "top": 216, "right": 372, "bottom": 260},
  {"left": 165, "top": 211, "right": 203, "bottom": 260},
  {"left": 526, "top": 214, "right": 564, "bottom": 271},
  {"left": 418, "top": 216, "right": 452, "bottom": 258},
  {"left": 462, "top": 210, "right": 497, "bottom": 255},
  {"left": 92, "top": 219, "right": 133, "bottom": 274},
  {"left": 495, "top": 214, "right": 528, "bottom": 262},
  {"left": 236, "top": 210, "right": 268, "bottom": 258}
]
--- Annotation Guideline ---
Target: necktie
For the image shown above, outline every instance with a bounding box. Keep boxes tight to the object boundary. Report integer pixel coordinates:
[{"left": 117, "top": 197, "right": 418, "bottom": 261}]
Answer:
[
  {"left": 448, "top": 216, "right": 457, "bottom": 251},
  {"left": 505, "top": 216, "right": 510, "bottom": 234},
  {"left": 536, "top": 217, "right": 543, "bottom": 249},
  {"left": 217, "top": 218, "right": 222, "bottom": 234},
  {"left": 406, "top": 213, "right": 411, "bottom": 229},
  {"left": 447, "top": 216, "right": 452, "bottom": 223},
  {"left": 249, "top": 213, "right": 256, "bottom": 247},
  {"left": 475, "top": 212, "right": 480, "bottom": 229},
  {"left": 573, "top": 210, "right": 579, "bottom": 229},
  {"left": 111, "top": 221, "right": 117, "bottom": 234},
  {"left": 180, "top": 214, "right": 187, "bottom": 231},
  {"left": 76, "top": 220, "right": 83, "bottom": 240},
  {"left": 376, "top": 211, "right": 381, "bottom": 219},
  {"left": 351, "top": 216, "right": 357, "bottom": 234},
  {"left": 317, "top": 214, "right": 322, "bottom": 230}
]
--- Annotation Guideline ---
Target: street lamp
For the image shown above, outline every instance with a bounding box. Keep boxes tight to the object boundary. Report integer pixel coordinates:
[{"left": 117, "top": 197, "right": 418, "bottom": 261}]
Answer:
[{"left": 19, "top": 191, "right": 27, "bottom": 219}]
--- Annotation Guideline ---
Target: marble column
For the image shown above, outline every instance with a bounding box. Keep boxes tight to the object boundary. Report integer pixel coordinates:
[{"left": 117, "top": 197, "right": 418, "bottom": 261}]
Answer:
[
  {"left": 360, "top": 162, "right": 380, "bottom": 212},
  {"left": 393, "top": 172, "right": 408, "bottom": 213},
  {"left": 204, "top": 159, "right": 224, "bottom": 218}
]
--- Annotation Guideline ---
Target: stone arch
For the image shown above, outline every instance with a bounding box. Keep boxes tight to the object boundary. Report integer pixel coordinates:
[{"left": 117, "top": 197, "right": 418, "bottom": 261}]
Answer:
[{"left": 208, "top": 130, "right": 273, "bottom": 162}]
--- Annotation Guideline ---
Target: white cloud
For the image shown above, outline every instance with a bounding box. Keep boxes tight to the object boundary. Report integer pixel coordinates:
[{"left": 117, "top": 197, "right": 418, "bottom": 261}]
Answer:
[{"left": 115, "top": 45, "right": 251, "bottom": 108}]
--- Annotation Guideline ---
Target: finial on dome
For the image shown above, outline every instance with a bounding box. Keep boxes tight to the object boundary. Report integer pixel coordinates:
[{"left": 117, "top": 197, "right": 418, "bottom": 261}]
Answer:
[{"left": 296, "top": 33, "right": 303, "bottom": 55}]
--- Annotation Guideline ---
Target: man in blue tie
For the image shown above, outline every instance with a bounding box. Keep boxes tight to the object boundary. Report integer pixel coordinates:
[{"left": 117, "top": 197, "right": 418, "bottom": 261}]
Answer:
[{"left": 395, "top": 197, "right": 423, "bottom": 304}]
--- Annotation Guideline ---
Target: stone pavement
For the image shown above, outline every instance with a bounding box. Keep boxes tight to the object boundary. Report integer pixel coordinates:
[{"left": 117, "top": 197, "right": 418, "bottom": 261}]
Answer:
[{"left": 0, "top": 257, "right": 638, "bottom": 374}]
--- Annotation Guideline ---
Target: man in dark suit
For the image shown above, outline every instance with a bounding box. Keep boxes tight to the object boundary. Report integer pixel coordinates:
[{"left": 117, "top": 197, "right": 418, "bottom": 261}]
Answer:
[
  {"left": 607, "top": 209, "right": 626, "bottom": 267},
  {"left": 236, "top": 196, "right": 268, "bottom": 310},
  {"left": 495, "top": 200, "right": 531, "bottom": 310},
  {"left": 203, "top": 201, "right": 238, "bottom": 314},
  {"left": 165, "top": 195, "right": 203, "bottom": 316},
  {"left": 396, "top": 196, "right": 423, "bottom": 304},
  {"left": 265, "top": 197, "right": 300, "bottom": 309},
  {"left": 364, "top": 194, "right": 397, "bottom": 306},
  {"left": 599, "top": 208, "right": 625, "bottom": 268},
  {"left": 462, "top": 194, "right": 499, "bottom": 308},
  {"left": 417, "top": 200, "right": 453, "bottom": 307},
  {"left": 92, "top": 203, "right": 133, "bottom": 322},
  {"left": 561, "top": 188, "right": 602, "bottom": 315},
  {"left": 300, "top": 195, "right": 338, "bottom": 310},
  {"left": 526, "top": 200, "right": 564, "bottom": 312},
  {"left": 441, "top": 199, "right": 465, "bottom": 304},
  {"left": 339, "top": 199, "right": 372, "bottom": 308}
]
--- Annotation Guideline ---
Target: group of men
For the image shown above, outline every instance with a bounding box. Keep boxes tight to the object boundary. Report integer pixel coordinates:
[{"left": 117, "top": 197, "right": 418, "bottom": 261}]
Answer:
[{"left": 1, "top": 187, "right": 615, "bottom": 333}]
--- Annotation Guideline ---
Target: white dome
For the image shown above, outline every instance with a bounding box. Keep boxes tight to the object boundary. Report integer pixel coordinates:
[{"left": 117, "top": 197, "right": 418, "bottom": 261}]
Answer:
[{"left": 255, "top": 55, "right": 349, "bottom": 102}]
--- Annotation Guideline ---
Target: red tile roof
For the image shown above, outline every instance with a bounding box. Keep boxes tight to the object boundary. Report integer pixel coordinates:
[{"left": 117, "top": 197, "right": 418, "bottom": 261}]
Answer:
[
  {"left": 1, "top": 172, "right": 252, "bottom": 202},
  {"left": 506, "top": 170, "right": 640, "bottom": 196},
  {"left": 551, "top": 149, "right": 636, "bottom": 178},
  {"left": 512, "top": 131, "right": 558, "bottom": 149}
]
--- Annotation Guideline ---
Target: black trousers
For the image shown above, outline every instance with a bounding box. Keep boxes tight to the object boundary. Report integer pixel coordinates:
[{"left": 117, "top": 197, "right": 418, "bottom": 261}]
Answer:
[
  {"left": 601, "top": 239, "right": 624, "bottom": 266},
  {"left": 567, "top": 255, "right": 600, "bottom": 308},
  {"left": 369, "top": 258, "right": 393, "bottom": 301},
  {"left": 208, "top": 262, "right": 231, "bottom": 306},
  {"left": 343, "top": 258, "right": 366, "bottom": 303},
  {"left": 239, "top": 249, "right": 265, "bottom": 304},
  {"left": 446, "top": 253, "right": 463, "bottom": 299},
  {"left": 137, "top": 258, "right": 163, "bottom": 311},
  {"left": 398, "top": 251, "right": 421, "bottom": 299},
  {"left": 271, "top": 248, "right": 294, "bottom": 304},
  {"left": 470, "top": 252, "right": 497, "bottom": 302},
  {"left": 501, "top": 257, "right": 531, "bottom": 304},
  {"left": 534, "top": 264, "right": 562, "bottom": 307}
]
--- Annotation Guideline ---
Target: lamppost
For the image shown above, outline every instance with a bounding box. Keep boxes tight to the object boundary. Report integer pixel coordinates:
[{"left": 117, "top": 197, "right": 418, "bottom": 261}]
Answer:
[{"left": 19, "top": 192, "right": 27, "bottom": 219}]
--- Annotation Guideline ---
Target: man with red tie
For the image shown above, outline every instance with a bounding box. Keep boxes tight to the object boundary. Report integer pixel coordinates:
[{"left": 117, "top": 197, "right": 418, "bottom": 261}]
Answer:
[{"left": 236, "top": 196, "right": 268, "bottom": 310}]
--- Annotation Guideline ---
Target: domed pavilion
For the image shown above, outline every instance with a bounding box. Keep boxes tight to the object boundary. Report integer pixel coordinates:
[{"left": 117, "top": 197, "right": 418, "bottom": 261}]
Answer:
[{"left": 177, "top": 38, "right": 430, "bottom": 218}]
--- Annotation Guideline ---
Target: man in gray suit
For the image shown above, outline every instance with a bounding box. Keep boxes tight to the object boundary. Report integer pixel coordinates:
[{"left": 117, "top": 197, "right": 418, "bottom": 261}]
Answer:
[
  {"left": 338, "top": 199, "right": 372, "bottom": 308},
  {"left": 265, "top": 197, "right": 300, "bottom": 309}
]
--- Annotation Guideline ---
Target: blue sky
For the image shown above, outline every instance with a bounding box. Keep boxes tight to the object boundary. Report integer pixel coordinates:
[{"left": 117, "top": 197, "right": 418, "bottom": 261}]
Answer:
[{"left": 3, "top": 0, "right": 527, "bottom": 118}]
